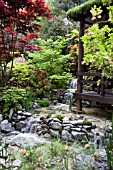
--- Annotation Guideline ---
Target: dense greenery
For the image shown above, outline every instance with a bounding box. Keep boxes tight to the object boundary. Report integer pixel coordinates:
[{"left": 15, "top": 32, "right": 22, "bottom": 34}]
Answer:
[
  {"left": 0, "top": 0, "right": 113, "bottom": 169},
  {"left": 38, "top": 99, "right": 51, "bottom": 107},
  {"left": 40, "top": 0, "right": 87, "bottom": 40},
  {"left": 9, "top": 36, "right": 78, "bottom": 97},
  {"left": 81, "top": 2, "right": 113, "bottom": 78},
  {"left": 1, "top": 87, "right": 36, "bottom": 118}
]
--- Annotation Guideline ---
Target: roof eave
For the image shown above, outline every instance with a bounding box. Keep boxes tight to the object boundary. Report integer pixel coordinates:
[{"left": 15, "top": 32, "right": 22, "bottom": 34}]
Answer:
[{"left": 67, "top": 0, "right": 102, "bottom": 21}]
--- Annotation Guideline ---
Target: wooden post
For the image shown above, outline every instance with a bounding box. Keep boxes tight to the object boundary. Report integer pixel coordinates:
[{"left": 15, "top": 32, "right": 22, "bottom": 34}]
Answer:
[
  {"left": 77, "top": 19, "right": 84, "bottom": 112},
  {"left": 100, "top": 76, "right": 105, "bottom": 96}
]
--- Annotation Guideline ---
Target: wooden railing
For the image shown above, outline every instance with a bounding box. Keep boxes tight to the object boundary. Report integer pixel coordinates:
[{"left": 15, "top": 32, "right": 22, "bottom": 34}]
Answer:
[{"left": 76, "top": 72, "right": 113, "bottom": 110}]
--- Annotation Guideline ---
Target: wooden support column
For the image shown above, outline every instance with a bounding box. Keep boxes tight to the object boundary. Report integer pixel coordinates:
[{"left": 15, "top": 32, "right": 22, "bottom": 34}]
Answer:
[
  {"left": 100, "top": 76, "right": 105, "bottom": 96},
  {"left": 77, "top": 19, "right": 84, "bottom": 112}
]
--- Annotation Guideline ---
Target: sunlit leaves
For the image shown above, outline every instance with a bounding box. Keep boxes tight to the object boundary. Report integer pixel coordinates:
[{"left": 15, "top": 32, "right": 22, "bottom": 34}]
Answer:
[{"left": 82, "top": 21, "right": 113, "bottom": 77}]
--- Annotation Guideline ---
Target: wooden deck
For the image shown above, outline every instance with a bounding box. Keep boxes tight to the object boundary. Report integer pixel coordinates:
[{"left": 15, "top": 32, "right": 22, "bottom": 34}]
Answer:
[
  {"left": 76, "top": 72, "right": 113, "bottom": 111},
  {"left": 76, "top": 91, "right": 113, "bottom": 105}
]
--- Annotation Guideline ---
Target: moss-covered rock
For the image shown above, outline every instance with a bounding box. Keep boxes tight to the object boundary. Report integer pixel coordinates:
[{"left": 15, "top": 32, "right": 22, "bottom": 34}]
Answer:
[
  {"left": 55, "top": 115, "right": 64, "bottom": 121},
  {"left": 83, "top": 120, "right": 92, "bottom": 126}
]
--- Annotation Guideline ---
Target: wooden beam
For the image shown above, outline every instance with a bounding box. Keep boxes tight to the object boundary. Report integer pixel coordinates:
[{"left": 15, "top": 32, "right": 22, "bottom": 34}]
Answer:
[
  {"left": 77, "top": 19, "right": 84, "bottom": 112},
  {"left": 76, "top": 72, "right": 101, "bottom": 77}
]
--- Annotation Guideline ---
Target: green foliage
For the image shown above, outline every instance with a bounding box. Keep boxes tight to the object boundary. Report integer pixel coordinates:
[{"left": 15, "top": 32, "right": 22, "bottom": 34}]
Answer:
[
  {"left": 47, "top": 0, "right": 88, "bottom": 15},
  {"left": 104, "top": 112, "right": 113, "bottom": 169},
  {"left": 47, "top": 113, "right": 52, "bottom": 118},
  {"left": 40, "top": 16, "right": 70, "bottom": 41},
  {"left": 81, "top": 4, "right": 113, "bottom": 78},
  {"left": 1, "top": 87, "right": 35, "bottom": 118},
  {"left": 11, "top": 63, "right": 30, "bottom": 83},
  {"left": 9, "top": 138, "right": 101, "bottom": 170},
  {"left": 9, "top": 62, "right": 34, "bottom": 87},
  {"left": 38, "top": 99, "right": 51, "bottom": 107},
  {"left": 28, "top": 37, "right": 73, "bottom": 91},
  {"left": 55, "top": 115, "right": 65, "bottom": 120},
  {"left": 49, "top": 73, "right": 72, "bottom": 90},
  {"left": 28, "top": 37, "right": 71, "bottom": 72},
  {"left": 69, "top": 95, "right": 72, "bottom": 111},
  {"left": 7, "top": 35, "right": 76, "bottom": 99}
]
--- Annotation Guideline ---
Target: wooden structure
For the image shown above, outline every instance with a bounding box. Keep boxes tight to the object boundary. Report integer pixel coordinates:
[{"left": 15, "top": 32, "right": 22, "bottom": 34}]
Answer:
[{"left": 67, "top": 0, "right": 113, "bottom": 111}]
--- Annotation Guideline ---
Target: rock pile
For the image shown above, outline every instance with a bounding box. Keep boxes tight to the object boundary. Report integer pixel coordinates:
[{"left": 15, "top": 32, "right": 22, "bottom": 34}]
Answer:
[
  {"left": 0, "top": 104, "right": 112, "bottom": 147},
  {"left": 0, "top": 104, "right": 112, "bottom": 170}
]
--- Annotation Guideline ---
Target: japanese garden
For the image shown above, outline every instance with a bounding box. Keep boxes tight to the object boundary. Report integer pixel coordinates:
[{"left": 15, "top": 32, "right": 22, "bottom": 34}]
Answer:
[{"left": 0, "top": 0, "right": 113, "bottom": 169}]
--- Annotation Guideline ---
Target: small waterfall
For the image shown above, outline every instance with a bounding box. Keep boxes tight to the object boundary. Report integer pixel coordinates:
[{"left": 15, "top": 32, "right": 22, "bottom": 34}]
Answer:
[
  {"left": 93, "top": 132, "right": 103, "bottom": 149},
  {"left": 21, "top": 117, "right": 41, "bottom": 133},
  {"left": 64, "top": 77, "right": 77, "bottom": 105}
]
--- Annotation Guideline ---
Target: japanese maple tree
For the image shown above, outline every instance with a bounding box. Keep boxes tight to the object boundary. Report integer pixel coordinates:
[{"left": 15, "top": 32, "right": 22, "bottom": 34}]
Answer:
[{"left": 0, "top": 0, "right": 52, "bottom": 86}]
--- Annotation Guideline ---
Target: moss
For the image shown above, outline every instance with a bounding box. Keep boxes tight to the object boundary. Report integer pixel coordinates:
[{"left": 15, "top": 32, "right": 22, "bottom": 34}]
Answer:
[
  {"left": 55, "top": 115, "right": 64, "bottom": 121},
  {"left": 59, "top": 127, "right": 63, "bottom": 133},
  {"left": 47, "top": 113, "right": 52, "bottom": 118},
  {"left": 83, "top": 120, "right": 92, "bottom": 125},
  {"left": 8, "top": 118, "right": 12, "bottom": 123},
  {"left": 68, "top": 128, "right": 72, "bottom": 133},
  {"left": 67, "top": 0, "right": 102, "bottom": 21}
]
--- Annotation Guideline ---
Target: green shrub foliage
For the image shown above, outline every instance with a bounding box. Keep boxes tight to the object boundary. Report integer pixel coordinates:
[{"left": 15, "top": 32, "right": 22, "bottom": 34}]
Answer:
[
  {"left": 38, "top": 99, "right": 51, "bottom": 107},
  {"left": 1, "top": 87, "right": 36, "bottom": 118}
]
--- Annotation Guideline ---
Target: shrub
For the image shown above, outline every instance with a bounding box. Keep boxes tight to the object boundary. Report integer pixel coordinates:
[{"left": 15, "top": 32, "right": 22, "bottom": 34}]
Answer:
[
  {"left": 1, "top": 87, "right": 36, "bottom": 119},
  {"left": 38, "top": 99, "right": 51, "bottom": 107}
]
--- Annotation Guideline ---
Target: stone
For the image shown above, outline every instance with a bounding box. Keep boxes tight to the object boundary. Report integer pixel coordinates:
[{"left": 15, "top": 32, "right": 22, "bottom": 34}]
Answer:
[
  {"left": 8, "top": 133, "right": 49, "bottom": 148},
  {"left": 17, "top": 110, "right": 23, "bottom": 114},
  {"left": 34, "top": 108, "right": 41, "bottom": 114},
  {"left": 33, "top": 102, "right": 38, "bottom": 109},
  {"left": 63, "top": 126, "right": 71, "bottom": 131},
  {"left": 44, "top": 133, "right": 51, "bottom": 138},
  {"left": 62, "top": 120, "right": 70, "bottom": 124},
  {"left": 71, "top": 131, "right": 87, "bottom": 141},
  {"left": 1, "top": 120, "right": 12, "bottom": 133},
  {"left": 11, "top": 122, "right": 16, "bottom": 126},
  {"left": 49, "top": 121, "right": 62, "bottom": 130},
  {"left": 52, "top": 118, "right": 61, "bottom": 122},
  {"left": 61, "top": 130, "right": 72, "bottom": 142},
  {"left": 9, "top": 108, "right": 14, "bottom": 119},
  {"left": 12, "top": 159, "right": 22, "bottom": 167},
  {"left": 16, "top": 121, "right": 26, "bottom": 131},
  {"left": 13, "top": 113, "right": 18, "bottom": 117},
  {"left": 22, "top": 112, "right": 32, "bottom": 117},
  {"left": 21, "top": 116, "right": 26, "bottom": 120},
  {"left": 0, "top": 158, "right": 5, "bottom": 166},
  {"left": 71, "top": 127, "right": 82, "bottom": 132},
  {"left": 17, "top": 115, "right": 22, "bottom": 120},
  {"left": 83, "top": 125, "right": 92, "bottom": 131},
  {"left": 49, "top": 129, "right": 60, "bottom": 137},
  {"left": 70, "top": 120, "right": 79, "bottom": 125},
  {"left": 12, "top": 116, "right": 17, "bottom": 120},
  {"left": 74, "top": 152, "right": 108, "bottom": 170},
  {"left": 0, "top": 114, "right": 3, "bottom": 121}
]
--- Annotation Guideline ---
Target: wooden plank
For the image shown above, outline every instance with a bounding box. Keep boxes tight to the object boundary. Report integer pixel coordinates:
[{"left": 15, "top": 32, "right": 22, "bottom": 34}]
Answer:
[
  {"left": 76, "top": 72, "right": 101, "bottom": 77},
  {"left": 76, "top": 92, "right": 113, "bottom": 104},
  {"left": 81, "top": 80, "right": 97, "bottom": 84}
]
